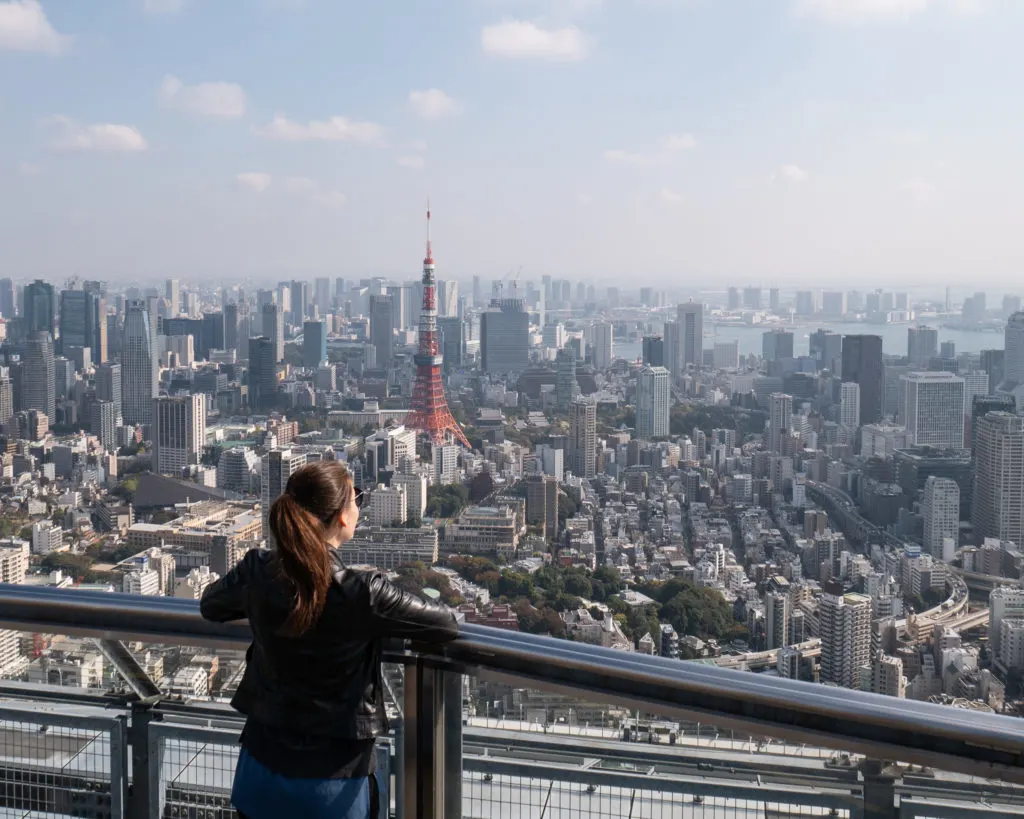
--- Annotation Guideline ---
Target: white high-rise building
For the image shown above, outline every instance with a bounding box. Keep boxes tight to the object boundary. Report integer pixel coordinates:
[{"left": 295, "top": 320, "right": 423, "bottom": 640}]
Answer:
[
  {"left": 568, "top": 398, "right": 597, "bottom": 478},
  {"left": 819, "top": 582, "right": 871, "bottom": 689},
  {"left": 174, "top": 566, "right": 220, "bottom": 599},
  {"left": 432, "top": 443, "right": 460, "bottom": 485},
  {"left": 152, "top": 394, "right": 206, "bottom": 476},
  {"left": 768, "top": 393, "right": 793, "bottom": 454},
  {"left": 922, "top": 476, "right": 959, "bottom": 561},
  {"left": 165, "top": 279, "right": 180, "bottom": 316},
  {"left": 840, "top": 382, "right": 861, "bottom": 430},
  {"left": 367, "top": 484, "right": 407, "bottom": 526},
  {"left": 678, "top": 302, "right": 703, "bottom": 368},
  {"left": 765, "top": 591, "right": 790, "bottom": 650},
  {"left": 712, "top": 340, "right": 739, "bottom": 370},
  {"left": 123, "top": 568, "right": 160, "bottom": 596},
  {"left": 636, "top": 366, "right": 670, "bottom": 440},
  {"left": 868, "top": 651, "right": 906, "bottom": 698},
  {"left": 392, "top": 473, "right": 427, "bottom": 520},
  {"left": 972, "top": 412, "right": 1024, "bottom": 546},
  {"left": 122, "top": 299, "right": 157, "bottom": 426},
  {"left": 900, "top": 371, "right": 965, "bottom": 449},
  {"left": 261, "top": 449, "right": 309, "bottom": 546},
  {"left": 591, "top": 322, "right": 614, "bottom": 370},
  {"left": 31, "top": 522, "right": 62, "bottom": 555},
  {"left": 990, "top": 586, "right": 1024, "bottom": 660}
]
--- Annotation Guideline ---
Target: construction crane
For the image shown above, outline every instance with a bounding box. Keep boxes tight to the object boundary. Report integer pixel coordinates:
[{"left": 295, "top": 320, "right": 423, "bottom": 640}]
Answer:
[{"left": 495, "top": 267, "right": 523, "bottom": 301}]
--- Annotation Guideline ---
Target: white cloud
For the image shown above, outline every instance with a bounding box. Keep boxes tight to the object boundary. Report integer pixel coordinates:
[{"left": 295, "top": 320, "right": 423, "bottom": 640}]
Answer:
[
  {"left": 282, "top": 176, "right": 346, "bottom": 207},
  {"left": 663, "top": 133, "right": 697, "bottom": 151},
  {"left": 47, "top": 116, "right": 148, "bottom": 152},
  {"left": 236, "top": 172, "right": 271, "bottom": 193},
  {"left": 604, "top": 148, "right": 649, "bottom": 165},
  {"left": 253, "top": 114, "right": 385, "bottom": 144},
  {"left": 792, "top": 0, "right": 980, "bottom": 24},
  {"left": 409, "top": 88, "right": 460, "bottom": 121},
  {"left": 0, "top": 0, "right": 68, "bottom": 53},
  {"left": 899, "top": 176, "right": 939, "bottom": 204},
  {"left": 160, "top": 75, "right": 246, "bottom": 119},
  {"left": 481, "top": 20, "right": 589, "bottom": 61},
  {"left": 397, "top": 155, "right": 425, "bottom": 170},
  {"left": 659, "top": 187, "right": 684, "bottom": 203},
  {"left": 17, "top": 161, "right": 41, "bottom": 175},
  {"left": 771, "top": 164, "right": 808, "bottom": 183},
  {"left": 144, "top": 0, "right": 185, "bottom": 13}
]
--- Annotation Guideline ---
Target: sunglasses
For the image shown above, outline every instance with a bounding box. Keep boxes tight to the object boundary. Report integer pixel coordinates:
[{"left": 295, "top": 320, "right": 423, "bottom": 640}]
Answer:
[{"left": 353, "top": 486, "right": 365, "bottom": 508}]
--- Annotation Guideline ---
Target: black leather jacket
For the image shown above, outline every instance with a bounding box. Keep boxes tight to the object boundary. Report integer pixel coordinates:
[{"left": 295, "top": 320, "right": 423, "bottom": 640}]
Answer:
[{"left": 200, "top": 547, "right": 459, "bottom": 739}]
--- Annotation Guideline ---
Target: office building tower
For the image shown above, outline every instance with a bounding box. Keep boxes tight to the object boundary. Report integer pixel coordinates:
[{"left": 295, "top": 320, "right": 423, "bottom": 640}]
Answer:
[
  {"left": 121, "top": 300, "right": 157, "bottom": 426},
  {"left": 762, "top": 329, "right": 794, "bottom": 362},
  {"left": 369, "top": 295, "right": 394, "bottom": 366},
  {"left": 20, "top": 332, "right": 55, "bottom": 422},
  {"left": 795, "top": 291, "right": 816, "bottom": 316},
  {"left": 438, "top": 317, "right": 464, "bottom": 372},
  {"left": 302, "top": 320, "right": 326, "bottom": 369},
  {"left": 765, "top": 591, "right": 790, "bottom": 651},
  {"left": 842, "top": 335, "right": 883, "bottom": 424},
  {"left": 314, "top": 277, "right": 331, "bottom": 314},
  {"left": 727, "top": 287, "right": 740, "bottom": 310},
  {"left": 262, "top": 449, "right": 308, "bottom": 546},
  {"left": 642, "top": 336, "right": 664, "bottom": 368},
  {"left": 261, "top": 303, "right": 284, "bottom": 364},
  {"left": 869, "top": 652, "right": 906, "bottom": 698},
  {"left": 973, "top": 412, "right": 1024, "bottom": 546},
  {"left": 472, "top": 275, "right": 482, "bottom": 309},
  {"left": 23, "top": 279, "right": 55, "bottom": 337},
  {"left": 922, "top": 476, "right": 959, "bottom": 562},
  {"left": 663, "top": 321, "right": 681, "bottom": 379},
  {"left": 821, "top": 291, "right": 846, "bottom": 317},
  {"left": 90, "top": 400, "right": 118, "bottom": 450},
  {"left": 248, "top": 336, "right": 277, "bottom": 411},
  {"left": 165, "top": 279, "right": 180, "bottom": 316},
  {"left": 200, "top": 312, "right": 225, "bottom": 360},
  {"left": 152, "top": 394, "right": 206, "bottom": 476},
  {"left": 568, "top": 398, "right": 597, "bottom": 479},
  {"left": 768, "top": 393, "right": 793, "bottom": 454},
  {"left": 971, "top": 394, "right": 1016, "bottom": 451},
  {"left": 990, "top": 586, "right": 1024, "bottom": 660},
  {"left": 591, "top": 322, "right": 614, "bottom": 370},
  {"left": 810, "top": 329, "right": 843, "bottom": 374},
  {"left": 525, "top": 474, "right": 559, "bottom": 541},
  {"left": 840, "top": 382, "right": 861, "bottom": 430},
  {"left": 437, "top": 279, "right": 459, "bottom": 318},
  {"left": 481, "top": 300, "right": 529, "bottom": 374},
  {"left": 223, "top": 303, "right": 238, "bottom": 353},
  {"left": 289, "top": 280, "right": 309, "bottom": 325},
  {"left": 980, "top": 349, "right": 1005, "bottom": 394},
  {"left": 743, "top": 287, "right": 761, "bottom": 310},
  {"left": 0, "top": 278, "right": 14, "bottom": 318},
  {"left": 636, "top": 366, "right": 670, "bottom": 440},
  {"left": 769, "top": 287, "right": 780, "bottom": 312},
  {"left": 713, "top": 340, "right": 739, "bottom": 370},
  {"left": 900, "top": 371, "right": 965, "bottom": 449},
  {"left": 819, "top": 581, "right": 871, "bottom": 689},
  {"left": 677, "top": 302, "right": 703, "bottom": 368},
  {"left": 95, "top": 363, "right": 122, "bottom": 423},
  {"left": 542, "top": 322, "right": 566, "bottom": 350},
  {"left": 940, "top": 341, "right": 956, "bottom": 359},
  {"left": 54, "top": 356, "right": 74, "bottom": 399},
  {"left": 0, "top": 368, "right": 12, "bottom": 425},
  {"left": 58, "top": 288, "right": 102, "bottom": 358},
  {"left": 556, "top": 348, "right": 580, "bottom": 412},
  {"left": 907, "top": 326, "right": 938, "bottom": 368},
  {"left": 1003, "top": 312, "right": 1024, "bottom": 389}
]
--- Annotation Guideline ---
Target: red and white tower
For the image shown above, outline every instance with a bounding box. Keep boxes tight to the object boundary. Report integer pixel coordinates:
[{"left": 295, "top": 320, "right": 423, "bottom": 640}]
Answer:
[{"left": 404, "top": 206, "right": 471, "bottom": 449}]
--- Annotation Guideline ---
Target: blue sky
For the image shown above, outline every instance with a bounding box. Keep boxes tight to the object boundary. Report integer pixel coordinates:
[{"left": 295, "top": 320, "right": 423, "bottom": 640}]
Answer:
[{"left": 1, "top": 0, "right": 1022, "bottom": 290}]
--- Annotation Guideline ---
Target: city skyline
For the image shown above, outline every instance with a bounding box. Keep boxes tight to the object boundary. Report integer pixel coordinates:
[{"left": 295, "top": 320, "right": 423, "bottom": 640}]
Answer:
[{"left": 2, "top": 1, "right": 1024, "bottom": 284}]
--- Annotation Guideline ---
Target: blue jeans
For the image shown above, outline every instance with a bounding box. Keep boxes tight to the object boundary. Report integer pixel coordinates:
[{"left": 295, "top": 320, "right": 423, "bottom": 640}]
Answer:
[{"left": 231, "top": 748, "right": 382, "bottom": 819}]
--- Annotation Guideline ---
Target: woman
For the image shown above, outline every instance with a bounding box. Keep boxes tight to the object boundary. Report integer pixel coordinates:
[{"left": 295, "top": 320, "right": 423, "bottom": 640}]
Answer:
[{"left": 200, "top": 460, "right": 459, "bottom": 819}]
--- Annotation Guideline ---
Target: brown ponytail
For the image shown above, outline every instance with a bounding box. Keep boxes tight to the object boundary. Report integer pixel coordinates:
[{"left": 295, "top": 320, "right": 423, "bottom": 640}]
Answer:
[{"left": 267, "top": 461, "right": 354, "bottom": 635}]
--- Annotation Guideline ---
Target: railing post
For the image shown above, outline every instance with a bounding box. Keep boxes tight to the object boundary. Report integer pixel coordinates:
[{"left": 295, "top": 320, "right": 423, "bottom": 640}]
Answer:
[
  {"left": 861, "top": 759, "right": 900, "bottom": 819},
  {"left": 443, "top": 671, "right": 463, "bottom": 819},
  {"left": 401, "top": 657, "right": 446, "bottom": 819},
  {"left": 125, "top": 701, "right": 159, "bottom": 819}
]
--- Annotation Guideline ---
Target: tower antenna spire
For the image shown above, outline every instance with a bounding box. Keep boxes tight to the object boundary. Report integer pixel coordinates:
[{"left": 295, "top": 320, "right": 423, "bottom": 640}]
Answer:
[{"left": 425, "top": 198, "right": 433, "bottom": 265}]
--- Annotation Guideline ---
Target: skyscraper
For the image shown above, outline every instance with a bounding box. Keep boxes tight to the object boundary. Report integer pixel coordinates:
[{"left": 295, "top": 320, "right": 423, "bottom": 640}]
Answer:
[
  {"left": 153, "top": 394, "right": 206, "bottom": 475},
  {"left": 556, "top": 348, "right": 580, "bottom": 412},
  {"left": 677, "top": 302, "right": 703, "bottom": 368},
  {"left": 0, "top": 367, "right": 12, "bottom": 425},
  {"left": 907, "top": 326, "right": 938, "bottom": 368},
  {"left": 302, "top": 320, "right": 326, "bottom": 369},
  {"left": 58, "top": 288, "right": 103, "bottom": 359},
  {"left": 971, "top": 394, "right": 1016, "bottom": 451},
  {"left": 922, "top": 476, "right": 960, "bottom": 562},
  {"left": 261, "top": 303, "right": 284, "bottom": 364},
  {"left": 713, "top": 340, "right": 739, "bottom": 370},
  {"left": 481, "top": 300, "right": 529, "bottom": 374},
  {"left": 20, "top": 332, "right": 55, "bottom": 422},
  {"left": 95, "top": 363, "right": 122, "bottom": 423},
  {"left": 636, "top": 366, "right": 670, "bottom": 440},
  {"left": 314, "top": 277, "right": 331, "bottom": 314},
  {"left": 290, "top": 280, "right": 309, "bottom": 325},
  {"left": 768, "top": 392, "right": 793, "bottom": 454},
  {"left": 262, "top": 449, "right": 308, "bottom": 547},
  {"left": 568, "top": 398, "right": 597, "bottom": 479},
  {"left": 1002, "top": 312, "right": 1024, "bottom": 389},
  {"left": 248, "top": 336, "right": 277, "bottom": 411},
  {"left": 819, "top": 581, "right": 871, "bottom": 689},
  {"left": 810, "top": 329, "right": 842, "bottom": 374},
  {"left": 900, "top": 371, "right": 965, "bottom": 449},
  {"left": 762, "top": 329, "right": 794, "bottom": 362},
  {"left": 0, "top": 278, "right": 14, "bottom": 319},
  {"left": 663, "top": 321, "right": 681, "bottom": 379},
  {"left": 973, "top": 412, "right": 1024, "bottom": 546},
  {"left": 121, "top": 299, "right": 157, "bottom": 426},
  {"left": 591, "top": 322, "right": 614, "bottom": 370},
  {"left": 525, "top": 474, "right": 559, "bottom": 541},
  {"left": 23, "top": 279, "right": 55, "bottom": 337},
  {"left": 642, "top": 336, "right": 664, "bottom": 367},
  {"left": 841, "top": 335, "right": 883, "bottom": 424},
  {"left": 223, "top": 303, "right": 239, "bottom": 353},
  {"left": 165, "top": 279, "right": 180, "bottom": 316},
  {"left": 90, "top": 400, "right": 118, "bottom": 450},
  {"left": 840, "top": 381, "right": 861, "bottom": 430},
  {"left": 369, "top": 294, "right": 394, "bottom": 366},
  {"left": 743, "top": 287, "right": 761, "bottom": 310}
]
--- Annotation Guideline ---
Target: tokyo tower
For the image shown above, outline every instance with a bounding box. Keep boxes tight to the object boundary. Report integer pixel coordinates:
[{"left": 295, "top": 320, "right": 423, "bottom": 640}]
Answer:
[{"left": 404, "top": 206, "right": 471, "bottom": 449}]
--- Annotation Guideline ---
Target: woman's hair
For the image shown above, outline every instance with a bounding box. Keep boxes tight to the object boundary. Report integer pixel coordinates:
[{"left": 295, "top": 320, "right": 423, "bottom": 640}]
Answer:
[{"left": 267, "top": 460, "right": 354, "bottom": 635}]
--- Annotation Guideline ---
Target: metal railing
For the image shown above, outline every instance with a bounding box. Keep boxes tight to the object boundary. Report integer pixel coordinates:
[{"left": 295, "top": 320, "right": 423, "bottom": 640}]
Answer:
[{"left": 0, "top": 583, "right": 1023, "bottom": 819}]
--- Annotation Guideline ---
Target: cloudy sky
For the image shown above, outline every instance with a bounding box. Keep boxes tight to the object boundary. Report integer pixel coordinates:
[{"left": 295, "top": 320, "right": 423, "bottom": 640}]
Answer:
[{"left": 1, "top": 0, "right": 1022, "bottom": 290}]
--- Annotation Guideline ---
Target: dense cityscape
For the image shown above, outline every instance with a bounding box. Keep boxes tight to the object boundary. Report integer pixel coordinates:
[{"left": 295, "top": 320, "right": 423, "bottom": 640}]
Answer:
[{"left": 1, "top": 222, "right": 1023, "bottom": 720}]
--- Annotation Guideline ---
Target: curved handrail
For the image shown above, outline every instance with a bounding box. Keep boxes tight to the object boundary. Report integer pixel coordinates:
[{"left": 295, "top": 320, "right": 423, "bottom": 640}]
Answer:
[{"left": 0, "top": 583, "right": 1021, "bottom": 783}]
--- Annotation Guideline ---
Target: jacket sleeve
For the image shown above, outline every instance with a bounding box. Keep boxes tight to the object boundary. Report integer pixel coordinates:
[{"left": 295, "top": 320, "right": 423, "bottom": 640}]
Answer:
[
  {"left": 200, "top": 549, "right": 259, "bottom": 623},
  {"left": 366, "top": 573, "right": 459, "bottom": 643}
]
